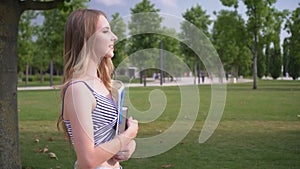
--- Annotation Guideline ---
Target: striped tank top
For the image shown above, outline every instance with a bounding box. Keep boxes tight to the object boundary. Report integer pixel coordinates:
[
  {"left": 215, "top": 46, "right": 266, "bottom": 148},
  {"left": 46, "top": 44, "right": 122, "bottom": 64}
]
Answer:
[{"left": 62, "top": 81, "right": 118, "bottom": 146}]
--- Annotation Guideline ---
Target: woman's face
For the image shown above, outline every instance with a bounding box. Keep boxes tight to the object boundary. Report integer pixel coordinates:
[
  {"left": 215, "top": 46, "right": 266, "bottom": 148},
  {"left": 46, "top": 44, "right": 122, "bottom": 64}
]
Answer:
[{"left": 94, "top": 15, "right": 118, "bottom": 60}]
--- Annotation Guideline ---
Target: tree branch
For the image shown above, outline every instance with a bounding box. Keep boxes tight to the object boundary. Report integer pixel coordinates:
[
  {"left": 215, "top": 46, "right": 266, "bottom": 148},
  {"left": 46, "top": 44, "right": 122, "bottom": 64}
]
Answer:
[
  {"left": 20, "top": 0, "right": 64, "bottom": 12},
  {"left": 247, "top": 44, "right": 255, "bottom": 56}
]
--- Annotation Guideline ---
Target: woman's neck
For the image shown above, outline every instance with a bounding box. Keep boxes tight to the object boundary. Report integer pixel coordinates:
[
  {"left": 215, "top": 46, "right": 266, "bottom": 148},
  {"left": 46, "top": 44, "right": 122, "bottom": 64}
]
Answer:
[{"left": 85, "top": 60, "right": 98, "bottom": 78}]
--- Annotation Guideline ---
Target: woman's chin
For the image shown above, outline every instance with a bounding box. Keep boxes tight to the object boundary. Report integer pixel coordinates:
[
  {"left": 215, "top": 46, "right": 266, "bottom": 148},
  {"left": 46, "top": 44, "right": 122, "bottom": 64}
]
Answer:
[{"left": 106, "top": 52, "right": 114, "bottom": 58}]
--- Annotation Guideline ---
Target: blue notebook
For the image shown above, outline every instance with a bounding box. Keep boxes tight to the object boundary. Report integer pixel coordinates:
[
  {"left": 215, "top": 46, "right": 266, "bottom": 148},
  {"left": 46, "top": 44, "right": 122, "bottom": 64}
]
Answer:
[{"left": 112, "top": 80, "right": 127, "bottom": 135}]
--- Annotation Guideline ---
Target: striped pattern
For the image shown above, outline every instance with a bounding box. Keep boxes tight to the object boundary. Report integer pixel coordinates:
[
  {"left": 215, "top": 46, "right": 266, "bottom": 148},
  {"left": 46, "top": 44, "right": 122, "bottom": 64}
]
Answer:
[{"left": 62, "top": 81, "right": 118, "bottom": 146}]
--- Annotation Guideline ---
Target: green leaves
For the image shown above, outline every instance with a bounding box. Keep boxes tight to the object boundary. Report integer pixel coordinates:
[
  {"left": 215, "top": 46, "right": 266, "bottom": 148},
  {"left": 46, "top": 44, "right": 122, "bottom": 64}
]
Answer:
[
  {"left": 36, "top": 0, "right": 87, "bottom": 72},
  {"left": 111, "top": 12, "right": 127, "bottom": 68},
  {"left": 182, "top": 5, "right": 211, "bottom": 37},
  {"left": 128, "top": 0, "right": 162, "bottom": 69},
  {"left": 18, "top": 10, "right": 38, "bottom": 75},
  {"left": 283, "top": 4, "right": 300, "bottom": 80},
  {"left": 220, "top": 0, "right": 239, "bottom": 8},
  {"left": 212, "top": 10, "right": 251, "bottom": 77},
  {"left": 181, "top": 4, "right": 211, "bottom": 72}
]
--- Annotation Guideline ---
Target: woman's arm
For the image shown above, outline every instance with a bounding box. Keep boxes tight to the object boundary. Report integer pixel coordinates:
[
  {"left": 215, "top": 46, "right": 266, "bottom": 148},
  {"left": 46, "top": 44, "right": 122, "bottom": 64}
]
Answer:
[
  {"left": 112, "top": 139, "right": 136, "bottom": 162},
  {"left": 64, "top": 83, "right": 138, "bottom": 169}
]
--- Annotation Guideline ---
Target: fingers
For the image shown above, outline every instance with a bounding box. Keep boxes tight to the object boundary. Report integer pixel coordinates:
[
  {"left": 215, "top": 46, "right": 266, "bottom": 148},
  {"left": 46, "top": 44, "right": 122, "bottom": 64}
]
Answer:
[
  {"left": 127, "top": 116, "right": 137, "bottom": 124},
  {"left": 117, "top": 150, "right": 129, "bottom": 156},
  {"left": 127, "top": 116, "right": 138, "bottom": 128},
  {"left": 113, "top": 140, "right": 137, "bottom": 162},
  {"left": 113, "top": 150, "right": 130, "bottom": 162},
  {"left": 121, "top": 116, "right": 139, "bottom": 141}
]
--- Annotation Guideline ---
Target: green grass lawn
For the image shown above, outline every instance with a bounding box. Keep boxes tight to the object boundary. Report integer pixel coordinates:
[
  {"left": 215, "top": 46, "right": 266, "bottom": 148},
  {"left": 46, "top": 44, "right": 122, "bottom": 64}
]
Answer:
[
  {"left": 18, "top": 75, "right": 62, "bottom": 87},
  {"left": 18, "top": 80, "right": 300, "bottom": 169}
]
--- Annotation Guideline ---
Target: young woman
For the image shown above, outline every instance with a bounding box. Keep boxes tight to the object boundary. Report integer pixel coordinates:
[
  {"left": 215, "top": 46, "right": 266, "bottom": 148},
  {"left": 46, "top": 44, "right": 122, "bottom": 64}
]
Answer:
[{"left": 57, "top": 9, "right": 138, "bottom": 169}]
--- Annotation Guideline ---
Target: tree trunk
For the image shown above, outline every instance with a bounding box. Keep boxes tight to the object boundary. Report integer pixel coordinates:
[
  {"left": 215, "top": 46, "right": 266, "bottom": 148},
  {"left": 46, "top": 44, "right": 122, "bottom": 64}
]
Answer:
[
  {"left": 25, "top": 63, "right": 29, "bottom": 84},
  {"left": 233, "top": 64, "right": 239, "bottom": 80},
  {"left": 139, "top": 70, "right": 143, "bottom": 84},
  {"left": 197, "top": 61, "right": 200, "bottom": 84},
  {"left": 50, "top": 60, "right": 53, "bottom": 86},
  {"left": 0, "top": 1, "right": 22, "bottom": 168},
  {"left": 194, "top": 62, "right": 197, "bottom": 85},
  {"left": 0, "top": 1, "right": 62, "bottom": 167},
  {"left": 253, "top": 31, "right": 258, "bottom": 89},
  {"left": 143, "top": 70, "right": 147, "bottom": 87},
  {"left": 40, "top": 69, "right": 44, "bottom": 83}
]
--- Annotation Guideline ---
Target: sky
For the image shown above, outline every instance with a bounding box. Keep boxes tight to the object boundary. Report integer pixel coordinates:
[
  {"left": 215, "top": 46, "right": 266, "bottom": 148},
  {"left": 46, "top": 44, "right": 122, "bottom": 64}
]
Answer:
[
  {"left": 88, "top": 0, "right": 300, "bottom": 20},
  {"left": 86, "top": 0, "right": 300, "bottom": 44}
]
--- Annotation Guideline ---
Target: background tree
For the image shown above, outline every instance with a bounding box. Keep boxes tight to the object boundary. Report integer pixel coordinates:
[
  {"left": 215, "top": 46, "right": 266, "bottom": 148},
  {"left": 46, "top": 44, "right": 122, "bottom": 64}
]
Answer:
[
  {"left": 128, "top": 0, "right": 162, "bottom": 83},
  {"left": 158, "top": 27, "right": 183, "bottom": 79},
  {"left": 111, "top": 12, "right": 127, "bottom": 69},
  {"left": 181, "top": 4, "right": 211, "bottom": 84},
  {"left": 0, "top": 1, "right": 73, "bottom": 168},
  {"left": 257, "top": 34, "right": 266, "bottom": 78},
  {"left": 38, "top": 9, "right": 65, "bottom": 85},
  {"left": 284, "top": 4, "right": 300, "bottom": 80},
  {"left": 33, "top": 27, "right": 51, "bottom": 83},
  {"left": 38, "top": 0, "right": 87, "bottom": 85},
  {"left": 261, "top": 8, "right": 288, "bottom": 79},
  {"left": 268, "top": 21, "right": 282, "bottom": 80},
  {"left": 282, "top": 38, "right": 290, "bottom": 78},
  {"left": 212, "top": 10, "right": 251, "bottom": 80},
  {"left": 244, "top": 0, "right": 273, "bottom": 89},
  {"left": 221, "top": 0, "right": 277, "bottom": 89},
  {"left": 18, "top": 10, "right": 37, "bottom": 84},
  {"left": 269, "top": 46, "right": 282, "bottom": 79}
]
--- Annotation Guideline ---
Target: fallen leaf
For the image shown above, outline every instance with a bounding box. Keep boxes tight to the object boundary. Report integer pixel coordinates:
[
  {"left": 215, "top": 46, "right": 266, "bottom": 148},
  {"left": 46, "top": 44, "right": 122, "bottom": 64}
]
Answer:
[
  {"left": 43, "top": 145, "right": 49, "bottom": 153},
  {"left": 48, "top": 137, "right": 54, "bottom": 141},
  {"left": 161, "top": 164, "right": 174, "bottom": 168},
  {"left": 37, "top": 147, "right": 43, "bottom": 153},
  {"left": 48, "top": 152, "right": 58, "bottom": 160}
]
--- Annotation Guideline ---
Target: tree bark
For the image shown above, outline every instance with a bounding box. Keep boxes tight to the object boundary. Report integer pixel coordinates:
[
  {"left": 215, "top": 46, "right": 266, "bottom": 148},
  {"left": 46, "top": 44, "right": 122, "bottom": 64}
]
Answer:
[
  {"left": 50, "top": 60, "right": 53, "bottom": 86},
  {"left": 233, "top": 64, "right": 238, "bottom": 80},
  {"left": 25, "top": 63, "right": 29, "bottom": 84},
  {"left": 19, "top": 0, "right": 64, "bottom": 12},
  {"left": 194, "top": 62, "right": 197, "bottom": 85},
  {"left": 0, "top": 1, "right": 64, "bottom": 168},
  {"left": 253, "top": 30, "right": 258, "bottom": 89},
  {"left": 0, "top": 1, "right": 22, "bottom": 168}
]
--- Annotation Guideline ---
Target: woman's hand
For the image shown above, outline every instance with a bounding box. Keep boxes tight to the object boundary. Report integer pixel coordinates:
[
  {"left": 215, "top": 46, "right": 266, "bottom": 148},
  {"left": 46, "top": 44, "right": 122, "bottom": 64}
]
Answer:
[
  {"left": 122, "top": 116, "right": 138, "bottom": 139},
  {"left": 112, "top": 116, "right": 138, "bottom": 163},
  {"left": 112, "top": 117, "right": 138, "bottom": 162},
  {"left": 112, "top": 140, "right": 136, "bottom": 162}
]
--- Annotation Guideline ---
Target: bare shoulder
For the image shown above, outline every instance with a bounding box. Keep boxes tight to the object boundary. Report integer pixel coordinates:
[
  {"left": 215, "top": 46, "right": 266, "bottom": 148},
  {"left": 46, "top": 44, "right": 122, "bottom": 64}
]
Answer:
[
  {"left": 65, "top": 81, "right": 86, "bottom": 94},
  {"left": 64, "top": 81, "right": 94, "bottom": 102},
  {"left": 63, "top": 81, "right": 95, "bottom": 119}
]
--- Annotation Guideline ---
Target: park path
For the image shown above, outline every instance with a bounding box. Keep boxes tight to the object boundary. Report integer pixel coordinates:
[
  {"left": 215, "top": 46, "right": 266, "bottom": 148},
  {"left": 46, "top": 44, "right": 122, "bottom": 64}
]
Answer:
[{"left": 17, "top": 77, "right": 252, "bottom": 91}]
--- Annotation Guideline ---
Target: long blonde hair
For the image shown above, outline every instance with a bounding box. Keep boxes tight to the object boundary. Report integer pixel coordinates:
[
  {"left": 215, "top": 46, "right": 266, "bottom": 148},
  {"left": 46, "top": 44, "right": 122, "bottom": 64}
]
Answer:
[{"left": 57, "top": 9, "right": 114, "bottom": 137}]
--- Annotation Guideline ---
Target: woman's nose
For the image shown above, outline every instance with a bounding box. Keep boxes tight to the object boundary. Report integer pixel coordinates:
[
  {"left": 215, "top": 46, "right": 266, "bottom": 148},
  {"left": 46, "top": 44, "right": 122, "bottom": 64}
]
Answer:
[{"left": 112, "top": 32, "right": 118, "bottom": 42}]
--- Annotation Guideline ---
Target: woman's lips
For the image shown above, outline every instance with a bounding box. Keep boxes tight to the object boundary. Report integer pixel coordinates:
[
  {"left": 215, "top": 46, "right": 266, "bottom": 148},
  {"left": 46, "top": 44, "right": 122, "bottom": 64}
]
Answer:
[{"left": 109, "top": 45, "right": 114, "bottom": 51}]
